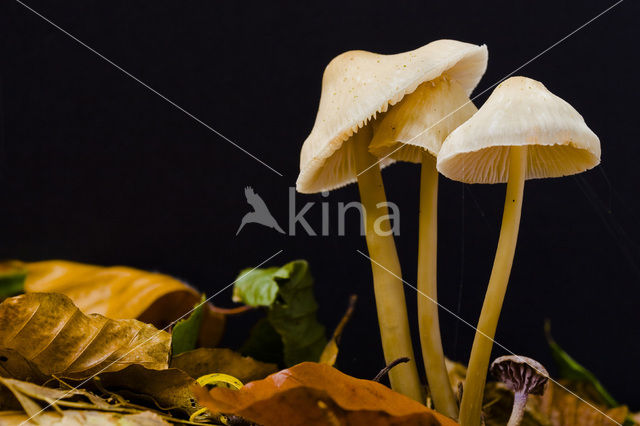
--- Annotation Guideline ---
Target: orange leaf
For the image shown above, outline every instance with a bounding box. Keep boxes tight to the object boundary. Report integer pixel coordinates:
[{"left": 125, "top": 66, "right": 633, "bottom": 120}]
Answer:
[
  {"left": 192, "top": 362, "right": 457, "bottom": 426},
  {"left": 18, "top": 260, "right": 225, "bottom": 347}
]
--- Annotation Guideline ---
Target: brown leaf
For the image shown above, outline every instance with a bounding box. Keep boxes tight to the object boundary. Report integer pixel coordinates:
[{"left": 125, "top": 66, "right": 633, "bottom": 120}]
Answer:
[
  {"left": 0, "top": 293, "right": 170, "bottom": 381},
  {"left": 0, "top": 409, "right": 172, "bottom": 425},
  {"left": 170, "top": 348, "right": 277, "bottom": 384},
  {"left": 192, "top": 362, "right": 458, "bottom": 426},
  {"left": 97, "top": 364, "right": 201, "bottom": 415},
  {"left": 482, "top": 381, "right": 628, "bottom": 426},
  {"left": 0, "top": 376, "right": 114, "bottom": 420},
  {"left": 18, "top": 260, "right": 225, "bottom": 347},
  {"left": 531, "top": 382, "right": 628, "bottom": 426}
]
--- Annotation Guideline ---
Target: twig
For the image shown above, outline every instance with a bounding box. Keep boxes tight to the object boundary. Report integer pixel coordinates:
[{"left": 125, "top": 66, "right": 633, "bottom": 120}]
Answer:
[{"left": 373, "top": 357, "right": 411, "bottom": 383}]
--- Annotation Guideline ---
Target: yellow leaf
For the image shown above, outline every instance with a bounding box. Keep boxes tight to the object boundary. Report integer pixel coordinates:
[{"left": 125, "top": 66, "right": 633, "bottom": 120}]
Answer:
[
  {"left": 0, "top": 293, "right": 170, "bottom": 381},
  {"left": 17, "top": 260, "right": 226, "bottom": 347}
]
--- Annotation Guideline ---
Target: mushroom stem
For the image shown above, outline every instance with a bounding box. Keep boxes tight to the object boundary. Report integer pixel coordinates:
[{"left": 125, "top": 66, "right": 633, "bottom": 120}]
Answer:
[
  {"left": 459, "top": 145, "right": 527, "bottom": 426},
  {"left": 507, "top": 391, "right": 528, "bottom": 426},
  {"left": 353, "top": 126, "right": 422, "bottom": 402},
  {"left": 417, "top": 152, "right": 458, "bottom": 417}
]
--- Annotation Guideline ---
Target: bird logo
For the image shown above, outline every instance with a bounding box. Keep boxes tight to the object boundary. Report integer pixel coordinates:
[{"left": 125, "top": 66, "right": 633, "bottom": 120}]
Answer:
[{"left": 236, "top": 186, "right": 285, "bottom": 235}]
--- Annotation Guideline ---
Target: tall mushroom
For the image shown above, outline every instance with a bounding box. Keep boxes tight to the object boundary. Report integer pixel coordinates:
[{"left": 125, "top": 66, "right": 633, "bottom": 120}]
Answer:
[
  {"left": 369, "top": 70, "right": 485, "bottom": 416},
  {"left": 297, "top": 40, "right": 487, "bottom": 402},
  {"left": 437, "top": 76, "right": 601, "bottom": 425}
]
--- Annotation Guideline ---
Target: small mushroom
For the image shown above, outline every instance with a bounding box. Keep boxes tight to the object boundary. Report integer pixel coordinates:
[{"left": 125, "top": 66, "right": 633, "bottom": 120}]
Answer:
[
  {"left": 297, "top": 40, "right": 487, "bottom": 402},
  {"left": 439, "top": 76, "right": 601, "bottom": 426},
  {"left": 490, "top": 355, "right": 549, "bottom": 426}
]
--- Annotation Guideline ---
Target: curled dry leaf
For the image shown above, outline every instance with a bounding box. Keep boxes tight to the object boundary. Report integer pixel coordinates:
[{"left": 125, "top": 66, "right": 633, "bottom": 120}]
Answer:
[
  {"left": 0, "top": 409, "right": 171, "bottom": 425},
  {"left": 192, "top": 362, "right": 457, "bottom": 426},
  {"left": 17, "top": 260, "right": 225, "bottom": 347},
  {"left": 171, "top": 348, "right": 277, "bottom": 383},
  {"left": 0, "top": 293, "right": 170, "bottom": 381}
]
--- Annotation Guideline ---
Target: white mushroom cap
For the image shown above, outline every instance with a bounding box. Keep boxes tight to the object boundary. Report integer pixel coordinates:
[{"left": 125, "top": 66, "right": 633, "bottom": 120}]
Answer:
[
  {"left": 296, "top": 40, "right": 488, "bottom": 194},
  {"left": 437, "top": 76, "right": 601, "bottom": 184},
  {"left": 369, "top": 75, "right": 478, "bottom": 163}
]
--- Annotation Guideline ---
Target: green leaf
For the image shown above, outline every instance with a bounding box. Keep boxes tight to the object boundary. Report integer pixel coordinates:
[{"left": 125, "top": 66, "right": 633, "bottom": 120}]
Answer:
[
  {"left": 171, "top": 294, "right": 205, "bottom": 357},
  {"left": 233, "top": 267, "right": 280, "bottom": 306},
  {"left": 0, "top": 262, "right": 27, "bottom": 298},
  {"left": 240, "top": 317, "right": 284, "bottom": 365},
  {"left": 234, "top": 260, "right": 327, "bottom": 367},
  {"left": 545, "top": 320, "right": 618, "bottom": 407}
]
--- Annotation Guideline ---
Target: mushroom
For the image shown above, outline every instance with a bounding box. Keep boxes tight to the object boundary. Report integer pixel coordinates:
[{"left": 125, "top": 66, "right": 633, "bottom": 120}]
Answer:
[
  {"left": 490, "top": 355, "right": 549, "bottom": 426},
  {"left": 297, "top": 40, "right": 487, "bottom": 402},
  {"left": 368, "top": 70, "right": 485, "bottom": 416},
  {"left": 436, "top": 76, "right": 601, "bottom": 425}
]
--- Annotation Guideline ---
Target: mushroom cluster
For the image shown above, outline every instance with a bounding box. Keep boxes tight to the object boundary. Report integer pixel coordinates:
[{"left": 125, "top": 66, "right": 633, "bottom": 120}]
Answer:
[{"left": 296, "top": 40, "right": 601, "bottom": 424}]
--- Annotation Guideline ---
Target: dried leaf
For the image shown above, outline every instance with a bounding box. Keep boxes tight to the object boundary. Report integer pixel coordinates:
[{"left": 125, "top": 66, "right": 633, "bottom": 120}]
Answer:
[
  {"left": 193, "top": 362, "right": 457, "bottom": 426},
  {"left": 97, "top": 364, "right": 200, "bottom": 415},
  {"left": 17, "top": 260, "right": 225, "bottom": 347},
  {"left": 0, "top": 409, "right": 171, "bottom": 425},
  {"left": 171, "top": 348, "right": 277, "bottom": 383},
  {"left": 531, "top": 382, "right": 628, "bottom": 426},
  {"left": 482, "top": 380, "right": 629, "bottom": 426},
  {"left": 320, "top": 295, "right": 357, "bottom": 366},
  {"left": 171, "top": 295, "right": 205, "bottom": 357},
  {"left": 0, "top": 376, "right": 113, "bottom": 419},
  {"left": 0, "top": 293, "right": 170, "bottom": 381}
]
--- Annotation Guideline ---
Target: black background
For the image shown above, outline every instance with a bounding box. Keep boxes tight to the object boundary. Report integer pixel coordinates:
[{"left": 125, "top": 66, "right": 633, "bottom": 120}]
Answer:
[{"left": 2, "top": 0, "right": 639, "bottom": 408}]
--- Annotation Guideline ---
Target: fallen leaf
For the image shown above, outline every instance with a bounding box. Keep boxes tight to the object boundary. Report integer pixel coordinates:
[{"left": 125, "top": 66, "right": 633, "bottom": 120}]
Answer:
[
  {"left": 17, "top": 260, "right": 225, "bottom": 347},
  {"left": 0, "top": 376, "right": 184, "bottom": 425},
  {"left": 0, "top": 409, "right": 172, "bottom": 425},
  {"left": 171, "top": 295, "right": 205, "bottom": 357},
  {"left": 320, "top": 295, "right": 357, "bottom": 366},
  {"left": 532, "top": 381, "right": 628, "bottom": 426},
  {"left": 96, "top": 364, "right": 200, "bottom": 416},
  {"left": 0, "top": 293, "right": 170, "bottom": 381},
  {"left": 171, "top": 348, "right": 277, "bottom": 383},
  {"left": 234, "top": 260, "right": 327, "bottom": 366},
  {"left": 0, "top": 262, "right": 26, "bottom": 298},
  {"left": 482, "top": 380, "right": 629, "bottom": 426},
  {"left": 0, "top": 376, "right": 113, "bottom": 419},
  {"left": 192, "top": 362, "right": 457, "bottom": 426}
]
